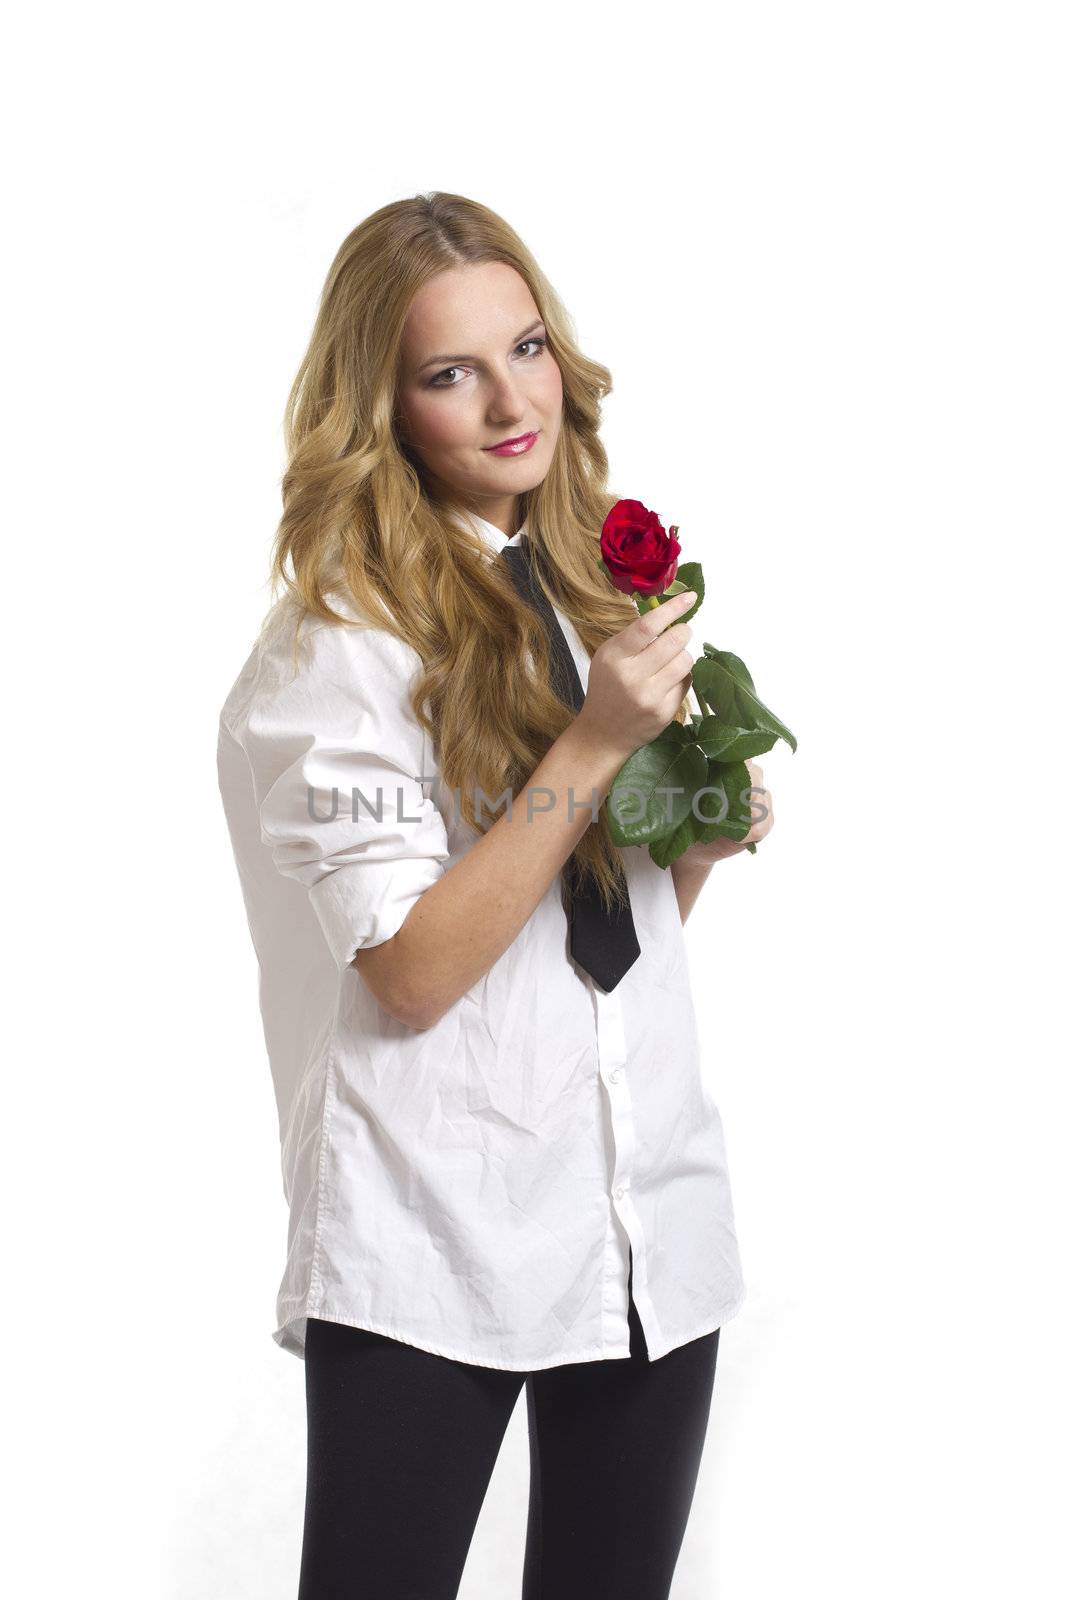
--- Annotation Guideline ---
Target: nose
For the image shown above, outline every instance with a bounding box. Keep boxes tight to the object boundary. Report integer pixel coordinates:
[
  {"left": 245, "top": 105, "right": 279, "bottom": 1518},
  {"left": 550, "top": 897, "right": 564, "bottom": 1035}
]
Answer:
[{"left": 484, "top": 366, "right": 527, "bottom": 425}]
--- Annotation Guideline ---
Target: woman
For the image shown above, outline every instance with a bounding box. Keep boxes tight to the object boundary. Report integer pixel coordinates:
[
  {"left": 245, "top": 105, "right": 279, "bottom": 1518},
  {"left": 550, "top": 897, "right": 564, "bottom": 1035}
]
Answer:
[{"left": 217, "top": 191, "right": 773, "bottom": 1599}]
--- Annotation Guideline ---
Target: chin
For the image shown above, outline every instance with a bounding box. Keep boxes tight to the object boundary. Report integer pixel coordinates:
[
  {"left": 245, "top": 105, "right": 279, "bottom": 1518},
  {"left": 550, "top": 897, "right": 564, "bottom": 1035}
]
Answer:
[{"left": 483, "top": 464, "right": 548, "bottom": 496}]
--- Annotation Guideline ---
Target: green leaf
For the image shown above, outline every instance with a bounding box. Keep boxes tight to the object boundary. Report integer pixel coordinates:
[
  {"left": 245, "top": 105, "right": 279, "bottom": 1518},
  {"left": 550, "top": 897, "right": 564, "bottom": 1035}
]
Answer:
[
  {"left": 603, "top": 721, "right": 765, "bottom": 867},
  {"left": 647, "top": 758, "right": 756, "bottom": 868},
  {"left": 604, "top": 723, "right": 708, "bottom": 847},
  {"left": 692, "top": 649, "right": 797, "bottom": 753},
  {"left": 691, "top": 713, "right": 780, "bottom": 764}
]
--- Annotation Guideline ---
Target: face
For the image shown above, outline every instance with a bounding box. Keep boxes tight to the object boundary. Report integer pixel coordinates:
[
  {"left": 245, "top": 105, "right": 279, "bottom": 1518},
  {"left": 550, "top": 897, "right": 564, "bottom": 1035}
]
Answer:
[{"left": 395, "top": 260, "right": 564, "bottom": 536}]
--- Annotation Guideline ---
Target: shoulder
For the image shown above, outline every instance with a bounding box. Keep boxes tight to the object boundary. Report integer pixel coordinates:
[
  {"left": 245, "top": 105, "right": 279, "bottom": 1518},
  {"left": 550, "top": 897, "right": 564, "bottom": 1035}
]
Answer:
[
  {"left": 221, "top": 589, "right": 423, "bottom": 737},
  {"left": 271, "top": 587, "right": 418, "bottom": 676}
]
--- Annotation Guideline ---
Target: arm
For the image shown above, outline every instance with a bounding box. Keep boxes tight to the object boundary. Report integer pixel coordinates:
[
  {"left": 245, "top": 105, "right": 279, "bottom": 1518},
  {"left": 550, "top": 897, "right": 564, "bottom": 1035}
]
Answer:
[
  {"left": 670, "top": 857, "right": 713, "bottom": 925},
  {"left": 242, "top": 589, "right": 698, "bottom": 1032},
  {"left": 667, "top": 758, "right": 775, "bottom": 926},
  {"left": 356, "top": 719, "right": 628, "bottom": 1029}
]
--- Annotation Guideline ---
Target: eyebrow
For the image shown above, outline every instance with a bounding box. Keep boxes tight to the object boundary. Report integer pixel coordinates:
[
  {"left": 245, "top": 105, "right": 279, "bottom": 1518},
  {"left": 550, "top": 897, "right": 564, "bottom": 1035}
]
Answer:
[{"left": 417, "top": 319, "right": 546, "bottom": 374}]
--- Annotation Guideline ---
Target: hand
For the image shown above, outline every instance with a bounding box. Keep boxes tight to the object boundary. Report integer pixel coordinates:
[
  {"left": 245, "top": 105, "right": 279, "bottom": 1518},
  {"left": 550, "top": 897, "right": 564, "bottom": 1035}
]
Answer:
[
  {"left": 576, "top": 589, "right": 697, "bottom": 762},
  {"left": 674, "top": 760, "right": 775, "bottom": 870}
]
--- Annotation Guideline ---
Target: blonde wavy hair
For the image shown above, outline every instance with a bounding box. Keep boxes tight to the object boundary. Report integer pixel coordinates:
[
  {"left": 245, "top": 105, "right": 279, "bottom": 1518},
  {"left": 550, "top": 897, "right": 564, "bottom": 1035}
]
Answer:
[{"left": 267, "top": 190, "right": 680, "bottom": 911}]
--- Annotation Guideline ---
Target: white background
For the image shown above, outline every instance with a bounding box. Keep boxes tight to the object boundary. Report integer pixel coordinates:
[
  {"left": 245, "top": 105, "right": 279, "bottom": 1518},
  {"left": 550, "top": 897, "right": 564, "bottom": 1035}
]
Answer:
[{"left": 5, "top": 2, "right": 1065, "bottom": 1595}]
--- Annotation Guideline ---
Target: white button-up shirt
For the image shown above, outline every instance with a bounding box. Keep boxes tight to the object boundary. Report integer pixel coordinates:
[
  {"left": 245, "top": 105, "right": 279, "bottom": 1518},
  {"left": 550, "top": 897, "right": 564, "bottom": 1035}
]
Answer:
[{"left": 216, "top": 510, "right": 746, "bottom": 1369}]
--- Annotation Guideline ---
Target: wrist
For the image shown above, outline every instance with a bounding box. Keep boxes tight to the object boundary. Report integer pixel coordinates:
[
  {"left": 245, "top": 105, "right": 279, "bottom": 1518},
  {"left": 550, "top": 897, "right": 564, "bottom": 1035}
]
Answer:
[{"left": 556, "top": 718, "right": 633, "bottom": 788}]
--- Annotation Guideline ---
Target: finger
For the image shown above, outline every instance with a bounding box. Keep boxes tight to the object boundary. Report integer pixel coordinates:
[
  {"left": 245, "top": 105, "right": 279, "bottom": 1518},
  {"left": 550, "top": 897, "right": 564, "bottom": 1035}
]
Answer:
[
  {"left": 650, "top": 649, "right": 696, "bottom": 697},
  {"left": 619, "top": 590, "right": 697, "bottom": 656}
]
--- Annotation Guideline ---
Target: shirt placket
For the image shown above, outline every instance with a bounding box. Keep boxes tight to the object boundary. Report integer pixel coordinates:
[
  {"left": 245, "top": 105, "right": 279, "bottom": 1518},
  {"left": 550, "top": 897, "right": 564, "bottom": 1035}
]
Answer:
[{"left": 591, "top": 979, "right": 658, "bottom": 1354}]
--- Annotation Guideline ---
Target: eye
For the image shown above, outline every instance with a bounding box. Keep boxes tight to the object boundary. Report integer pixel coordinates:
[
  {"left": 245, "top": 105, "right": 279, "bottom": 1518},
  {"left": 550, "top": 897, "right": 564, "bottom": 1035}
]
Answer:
[
  {"left": 427, "top": 335, "right": 548, "bottom": 388},
  {"left": 428, "top": 365, "right": 467, "bottom": 389}
]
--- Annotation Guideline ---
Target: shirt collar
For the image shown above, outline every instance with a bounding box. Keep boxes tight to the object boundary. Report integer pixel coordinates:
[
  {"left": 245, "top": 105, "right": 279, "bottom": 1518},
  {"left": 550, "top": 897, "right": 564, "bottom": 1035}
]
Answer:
[{"left": 459, "top": 509, "right": 528, "bottom": 553}]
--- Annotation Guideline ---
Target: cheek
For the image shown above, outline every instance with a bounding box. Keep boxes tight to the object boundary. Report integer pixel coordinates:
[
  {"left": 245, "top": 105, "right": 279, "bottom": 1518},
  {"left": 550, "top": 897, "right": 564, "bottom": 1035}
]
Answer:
[
  {"left": 535, "top": 357, "right": 564, "bottom": 416},
  {"left": 403, "top": 391, "right": 478, "bottom": 451}
]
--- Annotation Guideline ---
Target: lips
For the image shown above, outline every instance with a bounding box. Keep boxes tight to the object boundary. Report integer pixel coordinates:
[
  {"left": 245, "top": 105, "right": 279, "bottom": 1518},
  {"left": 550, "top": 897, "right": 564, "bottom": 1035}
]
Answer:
[{"left": 483, "top": 431, "right": 539, "bottom": 455}]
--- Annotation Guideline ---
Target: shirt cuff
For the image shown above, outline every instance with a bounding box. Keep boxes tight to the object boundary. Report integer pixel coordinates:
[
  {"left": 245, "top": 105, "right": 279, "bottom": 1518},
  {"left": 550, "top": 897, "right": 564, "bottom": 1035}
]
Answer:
[{"left": 308, "top": 856, "right": 448, "bottom": 970}]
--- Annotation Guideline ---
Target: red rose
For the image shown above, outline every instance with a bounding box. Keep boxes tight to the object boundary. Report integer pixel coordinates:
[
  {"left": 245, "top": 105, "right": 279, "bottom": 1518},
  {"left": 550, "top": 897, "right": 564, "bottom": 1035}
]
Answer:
[{"left": 599, "top": 499, "right": 681, "bottom": 597}]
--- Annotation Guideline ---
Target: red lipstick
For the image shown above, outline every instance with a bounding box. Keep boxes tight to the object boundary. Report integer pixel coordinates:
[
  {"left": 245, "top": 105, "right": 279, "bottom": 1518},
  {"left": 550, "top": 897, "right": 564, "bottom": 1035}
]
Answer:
[{"left": 483, "top": 431, "right": 539, "bottom": 456}]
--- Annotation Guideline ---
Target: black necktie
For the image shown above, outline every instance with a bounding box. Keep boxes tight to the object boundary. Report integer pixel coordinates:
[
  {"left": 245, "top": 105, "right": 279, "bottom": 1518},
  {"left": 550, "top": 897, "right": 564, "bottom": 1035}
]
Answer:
[{"left": 500, "top": 535, "right": 642, "bottom": 993}]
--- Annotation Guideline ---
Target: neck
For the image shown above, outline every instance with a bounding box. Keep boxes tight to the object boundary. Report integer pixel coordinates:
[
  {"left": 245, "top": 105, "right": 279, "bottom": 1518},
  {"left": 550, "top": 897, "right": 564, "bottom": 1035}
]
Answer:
[{"left": 459, "top": 493, "right": 520, "bottom": 539}]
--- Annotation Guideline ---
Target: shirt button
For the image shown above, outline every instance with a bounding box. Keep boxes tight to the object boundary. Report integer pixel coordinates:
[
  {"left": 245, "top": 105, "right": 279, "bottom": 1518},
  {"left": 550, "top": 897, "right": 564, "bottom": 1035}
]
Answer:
[
  {"left": 609, "top": 1068, "right": 621, "bottom": 1083},
  {"left": 614, "top": 1183, "right": 628, "bottom": 1200}
]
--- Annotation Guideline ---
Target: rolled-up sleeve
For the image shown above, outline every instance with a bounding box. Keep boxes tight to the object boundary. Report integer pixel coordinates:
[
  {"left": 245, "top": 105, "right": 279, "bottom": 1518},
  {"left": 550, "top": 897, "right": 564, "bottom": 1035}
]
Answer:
[{"left": 236, "top": 614, "right": 451, "bottom": 969}]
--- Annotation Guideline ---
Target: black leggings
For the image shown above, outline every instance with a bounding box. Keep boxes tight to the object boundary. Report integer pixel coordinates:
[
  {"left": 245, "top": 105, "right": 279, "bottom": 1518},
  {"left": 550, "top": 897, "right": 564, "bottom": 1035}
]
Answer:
[{"left": 297, "top": 1251, "right": 721, "bottom": 1599}]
